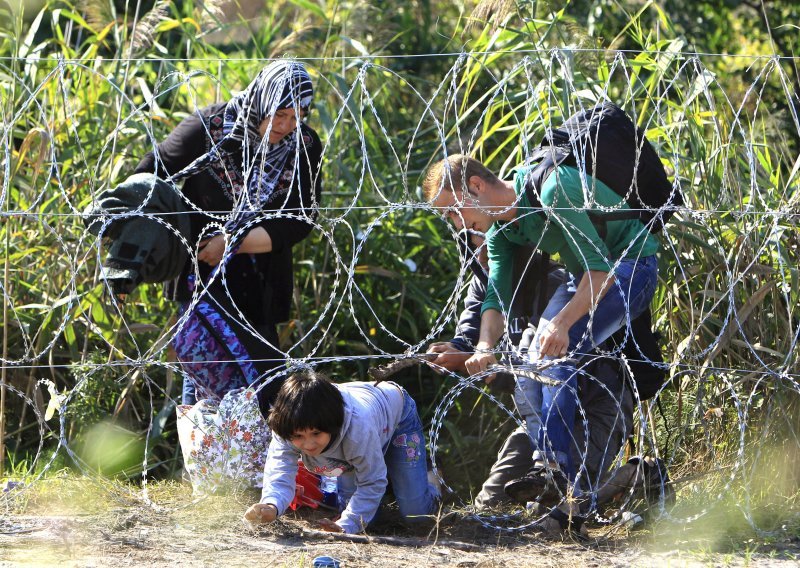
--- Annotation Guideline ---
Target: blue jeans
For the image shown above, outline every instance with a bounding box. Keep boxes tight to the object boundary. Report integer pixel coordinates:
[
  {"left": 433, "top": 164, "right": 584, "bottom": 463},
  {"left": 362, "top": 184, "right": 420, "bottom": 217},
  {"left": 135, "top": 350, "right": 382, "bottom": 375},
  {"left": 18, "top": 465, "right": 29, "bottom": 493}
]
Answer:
[
  {"left": 337, "top": 390, "right": 439, "bottom": 524},
  {"left": 514, "top": 255, "right": 658, "bottom": 480}
]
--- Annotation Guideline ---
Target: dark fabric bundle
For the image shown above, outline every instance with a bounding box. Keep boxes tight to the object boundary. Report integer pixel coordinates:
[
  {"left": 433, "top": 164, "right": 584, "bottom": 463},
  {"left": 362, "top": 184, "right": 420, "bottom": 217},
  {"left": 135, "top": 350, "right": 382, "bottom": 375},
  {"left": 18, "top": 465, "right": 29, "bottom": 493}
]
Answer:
[{"left": 83, "top": 173, "right": 190, "bottom": 294}]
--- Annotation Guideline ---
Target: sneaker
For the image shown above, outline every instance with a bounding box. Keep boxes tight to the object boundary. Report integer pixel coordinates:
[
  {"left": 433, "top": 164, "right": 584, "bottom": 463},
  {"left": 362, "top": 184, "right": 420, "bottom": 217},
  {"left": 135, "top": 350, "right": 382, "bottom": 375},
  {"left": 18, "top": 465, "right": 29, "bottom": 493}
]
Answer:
[
  {"left": 426, "top": 453, "right": 448, "bottom": 500},
  {"left": 504, "top": 463, "right": 569, "bottom": 506},
  {"left": 427, "top": 468, "right": 443, "bottom": 499},
  {"left": 628, "top": 456, "right": 675, "bottom": 508},
  {"left": 546, "top": 504, "right": 588, "bottom": 539}
]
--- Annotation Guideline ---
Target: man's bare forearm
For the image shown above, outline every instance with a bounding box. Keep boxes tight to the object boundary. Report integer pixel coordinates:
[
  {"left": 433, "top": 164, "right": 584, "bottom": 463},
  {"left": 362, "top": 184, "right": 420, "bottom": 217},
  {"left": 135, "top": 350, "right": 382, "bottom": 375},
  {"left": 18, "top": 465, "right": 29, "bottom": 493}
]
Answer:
[
  {"left": 551, "top": 269, "right": 615, "bottom": 329},
  {"left": 477, "top": 308, "right": 505, "bottom": 351}
]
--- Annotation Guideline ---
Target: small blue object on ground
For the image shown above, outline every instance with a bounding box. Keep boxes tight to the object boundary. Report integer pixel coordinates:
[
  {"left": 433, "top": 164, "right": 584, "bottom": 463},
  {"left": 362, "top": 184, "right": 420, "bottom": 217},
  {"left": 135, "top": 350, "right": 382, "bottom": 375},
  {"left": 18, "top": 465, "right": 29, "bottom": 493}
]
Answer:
[
  {"left": 312, "top": 555, "right": 341, "bottom": 568},
  {"left": 2, "top": 481, "right": 22, "bottom": 493}
]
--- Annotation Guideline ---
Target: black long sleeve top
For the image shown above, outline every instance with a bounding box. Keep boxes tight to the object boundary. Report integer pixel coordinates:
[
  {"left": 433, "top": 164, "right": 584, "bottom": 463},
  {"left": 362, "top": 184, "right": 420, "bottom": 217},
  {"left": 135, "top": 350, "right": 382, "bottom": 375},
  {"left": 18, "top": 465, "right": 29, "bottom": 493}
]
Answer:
[{"left": 135, "top": 103, "right": 323, "bottom": 324}]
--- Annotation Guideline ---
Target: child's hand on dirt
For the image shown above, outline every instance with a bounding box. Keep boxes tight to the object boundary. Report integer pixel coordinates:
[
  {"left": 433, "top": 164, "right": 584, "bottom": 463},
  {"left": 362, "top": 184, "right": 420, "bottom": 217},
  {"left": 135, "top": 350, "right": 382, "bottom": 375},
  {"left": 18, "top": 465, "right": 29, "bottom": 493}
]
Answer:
[
  {"left": 243, "top": 503, "right": 278, "bottom": 524},
  {"left": 316, "top": 518, "right": 343, "bottom": 533}
]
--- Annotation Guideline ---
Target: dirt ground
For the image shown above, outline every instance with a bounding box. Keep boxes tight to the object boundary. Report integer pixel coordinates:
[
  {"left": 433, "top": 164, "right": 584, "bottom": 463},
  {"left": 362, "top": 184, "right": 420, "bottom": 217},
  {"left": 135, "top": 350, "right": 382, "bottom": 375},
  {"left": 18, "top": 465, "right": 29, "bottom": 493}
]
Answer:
[{"left": 2, "top": 479, "right": 799, "bottom": 567}]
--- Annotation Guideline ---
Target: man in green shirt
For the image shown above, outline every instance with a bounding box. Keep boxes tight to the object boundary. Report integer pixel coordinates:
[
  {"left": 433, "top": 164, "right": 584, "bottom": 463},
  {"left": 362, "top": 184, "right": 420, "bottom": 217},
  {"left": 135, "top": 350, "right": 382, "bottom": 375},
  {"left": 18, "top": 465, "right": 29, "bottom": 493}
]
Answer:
[{"left": 423, "top": 153, "right": 659, "bottom": 505}]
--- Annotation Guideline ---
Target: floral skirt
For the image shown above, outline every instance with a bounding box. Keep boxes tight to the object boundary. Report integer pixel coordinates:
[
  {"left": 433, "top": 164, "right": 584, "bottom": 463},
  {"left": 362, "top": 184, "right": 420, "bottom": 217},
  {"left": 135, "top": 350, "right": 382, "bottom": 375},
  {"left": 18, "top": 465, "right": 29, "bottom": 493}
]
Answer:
[{"left": 176, "top": 387, "right": 270, "bottom": 494}]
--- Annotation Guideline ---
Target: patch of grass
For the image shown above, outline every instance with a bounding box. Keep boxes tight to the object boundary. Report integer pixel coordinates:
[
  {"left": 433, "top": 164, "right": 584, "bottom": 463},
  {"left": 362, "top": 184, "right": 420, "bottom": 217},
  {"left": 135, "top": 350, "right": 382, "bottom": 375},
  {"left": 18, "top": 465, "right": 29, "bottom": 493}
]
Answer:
[{"left": 637, "top": 487, "right": 800, "bottom": 559}]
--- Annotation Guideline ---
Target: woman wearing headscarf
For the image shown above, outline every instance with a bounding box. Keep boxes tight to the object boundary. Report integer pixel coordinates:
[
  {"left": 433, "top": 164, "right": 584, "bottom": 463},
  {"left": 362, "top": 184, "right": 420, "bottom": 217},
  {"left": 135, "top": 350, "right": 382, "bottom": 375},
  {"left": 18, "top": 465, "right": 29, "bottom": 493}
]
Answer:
[{"left": 135, "top": 60, "right": 322, "bottom": 413}]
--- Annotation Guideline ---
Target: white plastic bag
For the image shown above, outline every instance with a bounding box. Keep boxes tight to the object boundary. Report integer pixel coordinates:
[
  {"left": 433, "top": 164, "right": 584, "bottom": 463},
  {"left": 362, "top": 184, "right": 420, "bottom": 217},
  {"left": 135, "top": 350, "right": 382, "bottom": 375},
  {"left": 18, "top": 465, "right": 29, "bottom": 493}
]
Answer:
[{"left": 176, "top": 387, "right": 271, "bottom": 494}]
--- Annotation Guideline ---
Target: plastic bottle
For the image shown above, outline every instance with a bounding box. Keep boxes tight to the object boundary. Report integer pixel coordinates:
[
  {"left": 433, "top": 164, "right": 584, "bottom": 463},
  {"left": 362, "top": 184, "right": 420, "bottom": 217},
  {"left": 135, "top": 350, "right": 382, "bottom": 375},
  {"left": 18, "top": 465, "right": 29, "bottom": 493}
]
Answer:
[
  {"left": 320, "top": 475, "right": 338, "bottom": 509},
  {"left": 312, "top": 556, "right": 341, "bottom": 568}
]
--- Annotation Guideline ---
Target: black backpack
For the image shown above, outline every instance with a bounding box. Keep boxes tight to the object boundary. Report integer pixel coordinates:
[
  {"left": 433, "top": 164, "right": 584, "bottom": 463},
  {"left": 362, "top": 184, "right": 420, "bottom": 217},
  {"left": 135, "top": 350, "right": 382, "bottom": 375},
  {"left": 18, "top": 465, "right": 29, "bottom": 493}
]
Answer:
[{"left": 523, "top": 101, "right": 682, "bottom": 232}]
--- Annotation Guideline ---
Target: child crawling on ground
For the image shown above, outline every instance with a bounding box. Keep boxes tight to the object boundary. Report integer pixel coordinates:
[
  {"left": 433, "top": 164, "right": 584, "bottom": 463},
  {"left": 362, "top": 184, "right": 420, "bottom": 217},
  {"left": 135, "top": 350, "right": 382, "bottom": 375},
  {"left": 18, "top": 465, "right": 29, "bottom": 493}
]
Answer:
[{"left": 244, "top": 370, "right": 440, "bottom": 534}]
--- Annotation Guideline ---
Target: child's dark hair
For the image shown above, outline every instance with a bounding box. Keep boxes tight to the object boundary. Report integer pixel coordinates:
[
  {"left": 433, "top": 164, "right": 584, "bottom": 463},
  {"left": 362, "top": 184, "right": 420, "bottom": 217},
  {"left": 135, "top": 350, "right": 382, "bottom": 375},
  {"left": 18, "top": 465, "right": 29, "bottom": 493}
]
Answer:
[{"left": 268, "top": 370, "right": 345, "bottom": 441}]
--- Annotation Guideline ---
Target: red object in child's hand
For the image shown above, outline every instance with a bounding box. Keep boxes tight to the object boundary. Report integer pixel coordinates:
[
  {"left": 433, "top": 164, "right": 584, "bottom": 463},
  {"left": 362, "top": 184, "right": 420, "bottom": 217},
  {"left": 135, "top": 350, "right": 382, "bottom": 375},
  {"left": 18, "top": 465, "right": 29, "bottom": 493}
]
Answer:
[{"left": 289, "top": 462, "right": 323, "bottom": 511}]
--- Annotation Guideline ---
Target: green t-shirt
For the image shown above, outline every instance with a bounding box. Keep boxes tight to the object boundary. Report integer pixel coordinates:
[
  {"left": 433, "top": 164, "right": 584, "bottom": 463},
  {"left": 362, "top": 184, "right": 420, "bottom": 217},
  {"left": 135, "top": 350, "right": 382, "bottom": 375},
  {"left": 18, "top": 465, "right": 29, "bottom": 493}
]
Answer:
[{"left": 482, "top": 165, "right": 660, "bottom": 315}]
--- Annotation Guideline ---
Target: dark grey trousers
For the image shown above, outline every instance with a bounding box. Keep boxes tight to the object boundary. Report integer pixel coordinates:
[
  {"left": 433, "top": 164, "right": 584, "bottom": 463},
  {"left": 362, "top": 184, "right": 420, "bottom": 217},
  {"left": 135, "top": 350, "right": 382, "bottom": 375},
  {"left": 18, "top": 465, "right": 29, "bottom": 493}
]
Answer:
[{"left": 475, "top": 367, "right": 634, "bottom": 508}]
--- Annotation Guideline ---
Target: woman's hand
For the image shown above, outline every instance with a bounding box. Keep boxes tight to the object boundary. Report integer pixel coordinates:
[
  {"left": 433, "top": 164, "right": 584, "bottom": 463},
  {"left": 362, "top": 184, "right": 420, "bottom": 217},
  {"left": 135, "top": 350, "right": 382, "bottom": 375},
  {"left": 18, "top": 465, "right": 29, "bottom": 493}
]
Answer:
[
  {"left": 243, "top": 503, "right": 278, "bottom": 524},
  {"left": 316, "top": 518, "right": 344, "bottom": 533},
  {"left": 536, "top": 318, "right": 570, "bottom": 359},
  {"left": 198, "top": 234, "right": 227, "bottom": 267}
]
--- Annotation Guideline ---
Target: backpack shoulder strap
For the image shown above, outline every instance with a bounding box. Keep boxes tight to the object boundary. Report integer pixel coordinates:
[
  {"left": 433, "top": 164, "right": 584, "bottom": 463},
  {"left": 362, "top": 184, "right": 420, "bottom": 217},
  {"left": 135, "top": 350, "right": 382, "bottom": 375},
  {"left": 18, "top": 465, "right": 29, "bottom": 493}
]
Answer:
[
  {"left": 522, "top": 145, "right": 571, "bottom": 212},
  {"left": 519, "top": 149, "right": 567, "bottom": 322}
]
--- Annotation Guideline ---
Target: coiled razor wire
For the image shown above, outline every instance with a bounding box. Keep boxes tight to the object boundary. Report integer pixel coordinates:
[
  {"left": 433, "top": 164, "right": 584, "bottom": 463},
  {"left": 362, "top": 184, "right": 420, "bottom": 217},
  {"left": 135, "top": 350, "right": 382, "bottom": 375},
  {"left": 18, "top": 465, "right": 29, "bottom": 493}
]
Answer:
[{"left": 2, "top": 48, "right": 800, "bottom": 538}]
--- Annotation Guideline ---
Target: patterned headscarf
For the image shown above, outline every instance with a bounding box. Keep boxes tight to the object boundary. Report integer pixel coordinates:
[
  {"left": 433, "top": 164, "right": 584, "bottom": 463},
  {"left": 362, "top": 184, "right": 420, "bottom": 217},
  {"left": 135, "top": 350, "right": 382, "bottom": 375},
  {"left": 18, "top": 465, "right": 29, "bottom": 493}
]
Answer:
[{"left": 171, "top": 60, "right": 314, "bottom": 231}]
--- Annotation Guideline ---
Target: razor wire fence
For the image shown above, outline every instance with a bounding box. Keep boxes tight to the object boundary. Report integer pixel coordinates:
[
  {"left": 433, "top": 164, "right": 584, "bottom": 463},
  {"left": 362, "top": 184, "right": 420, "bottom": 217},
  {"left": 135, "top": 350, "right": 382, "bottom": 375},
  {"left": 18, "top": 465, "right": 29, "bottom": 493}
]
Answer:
[{"left": 1, "top": 46, "right": 800, "bottom": 533}]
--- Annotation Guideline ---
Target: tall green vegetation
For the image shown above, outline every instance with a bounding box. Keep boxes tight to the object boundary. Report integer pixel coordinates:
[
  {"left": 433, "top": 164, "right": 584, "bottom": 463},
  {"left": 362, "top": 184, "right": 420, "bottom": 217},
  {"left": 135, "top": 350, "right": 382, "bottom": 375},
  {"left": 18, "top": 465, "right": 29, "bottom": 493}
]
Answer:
[{"left": 1, "top": 0, "right": 799, "bottom": 529}]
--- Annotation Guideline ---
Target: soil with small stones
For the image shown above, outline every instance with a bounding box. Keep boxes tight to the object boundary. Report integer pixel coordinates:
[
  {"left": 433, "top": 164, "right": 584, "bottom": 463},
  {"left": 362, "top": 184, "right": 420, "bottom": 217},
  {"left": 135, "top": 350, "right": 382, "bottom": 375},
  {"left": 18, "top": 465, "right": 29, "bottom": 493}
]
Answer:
[{"left": 1, "top": 483, "right": 799, "bottom": 567}]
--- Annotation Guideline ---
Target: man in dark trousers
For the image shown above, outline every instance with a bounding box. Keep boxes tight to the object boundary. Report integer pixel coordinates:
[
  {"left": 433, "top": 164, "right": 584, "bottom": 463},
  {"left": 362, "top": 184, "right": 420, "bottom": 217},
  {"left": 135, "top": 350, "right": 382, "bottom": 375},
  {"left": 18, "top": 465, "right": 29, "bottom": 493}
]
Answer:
[
  {"left": 424, "top": 148, "right": 664, "bottom": 527},
  {"left": 426, "top": 232, "right": 664, "bottom": 524}
]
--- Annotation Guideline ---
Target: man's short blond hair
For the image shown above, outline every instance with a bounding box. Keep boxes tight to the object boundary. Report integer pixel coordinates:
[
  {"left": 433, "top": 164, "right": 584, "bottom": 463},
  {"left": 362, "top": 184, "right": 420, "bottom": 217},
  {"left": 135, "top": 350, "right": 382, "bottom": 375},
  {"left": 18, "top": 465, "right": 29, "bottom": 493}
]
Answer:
[{"left": 422, "top": 154, "right": 500, "bottom": 202}]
